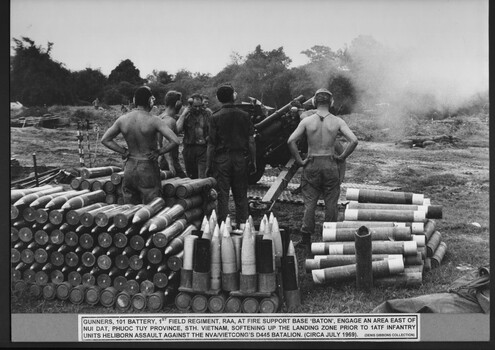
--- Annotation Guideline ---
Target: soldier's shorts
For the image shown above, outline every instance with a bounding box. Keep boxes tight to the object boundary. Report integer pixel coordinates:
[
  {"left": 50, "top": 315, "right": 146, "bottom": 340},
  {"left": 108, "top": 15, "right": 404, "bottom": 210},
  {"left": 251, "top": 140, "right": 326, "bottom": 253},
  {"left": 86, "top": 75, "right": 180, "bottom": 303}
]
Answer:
[{"left": 122, "top": 157, "right": 161, "bottom": 205}]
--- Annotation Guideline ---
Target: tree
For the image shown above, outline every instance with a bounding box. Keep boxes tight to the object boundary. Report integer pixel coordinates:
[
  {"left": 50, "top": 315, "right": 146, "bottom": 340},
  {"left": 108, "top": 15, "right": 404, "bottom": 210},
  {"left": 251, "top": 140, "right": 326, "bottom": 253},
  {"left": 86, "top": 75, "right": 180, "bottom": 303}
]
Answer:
[
  {"left": 233, "top": 45, "right": 292, "bottom": 107},
  {"left": 108, "top": 59, "right": 144, "bottom": 85},
  {"left": 301, "top": 45, "right": 336, "bottom": 63},
  {"left": 147, "top": 70, "right": 173, "bottom": 85},
  {"left": 11, "top": 37, "right": 75, "bottom": 106},
  {"left": 72, "top": 68, "right": 107, "bottom": 103}
]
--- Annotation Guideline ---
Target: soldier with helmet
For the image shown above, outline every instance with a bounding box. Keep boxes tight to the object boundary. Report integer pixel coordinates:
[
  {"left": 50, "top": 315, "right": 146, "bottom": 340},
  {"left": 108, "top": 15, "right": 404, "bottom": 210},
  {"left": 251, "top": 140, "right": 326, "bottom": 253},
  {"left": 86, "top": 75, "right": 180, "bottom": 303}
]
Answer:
[{"left": 287, "top": 88, "right": 358, "bottom": 248}]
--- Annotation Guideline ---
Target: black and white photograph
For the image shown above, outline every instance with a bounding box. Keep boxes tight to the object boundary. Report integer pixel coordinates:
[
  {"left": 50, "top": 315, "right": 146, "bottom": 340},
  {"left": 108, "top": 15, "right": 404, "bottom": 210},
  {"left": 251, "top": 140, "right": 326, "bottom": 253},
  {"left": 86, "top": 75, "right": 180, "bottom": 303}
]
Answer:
[{"left": 8, "top": 0, "right": 489, "bottom": 346}]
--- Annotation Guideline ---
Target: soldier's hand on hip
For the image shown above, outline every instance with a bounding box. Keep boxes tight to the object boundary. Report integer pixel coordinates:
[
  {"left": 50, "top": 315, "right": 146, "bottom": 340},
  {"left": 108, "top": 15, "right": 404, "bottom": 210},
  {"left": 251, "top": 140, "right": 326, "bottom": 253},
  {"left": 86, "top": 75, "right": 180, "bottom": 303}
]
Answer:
[{"left": 147, "top": 150, "right": 160, "bottom": 161}]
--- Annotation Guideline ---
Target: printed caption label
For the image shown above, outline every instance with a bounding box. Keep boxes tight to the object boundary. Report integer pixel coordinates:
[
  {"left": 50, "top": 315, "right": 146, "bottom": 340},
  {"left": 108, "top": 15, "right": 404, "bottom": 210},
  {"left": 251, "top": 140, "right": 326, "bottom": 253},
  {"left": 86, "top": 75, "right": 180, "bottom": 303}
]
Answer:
[{"left": 78, "top": 314, "right": 419, "bottom": 342}]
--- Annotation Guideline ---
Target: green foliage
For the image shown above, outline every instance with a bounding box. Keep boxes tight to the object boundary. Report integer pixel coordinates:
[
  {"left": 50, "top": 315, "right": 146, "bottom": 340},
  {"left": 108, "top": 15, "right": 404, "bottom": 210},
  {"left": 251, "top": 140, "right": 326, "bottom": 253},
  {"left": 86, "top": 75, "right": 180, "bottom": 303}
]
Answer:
[
  {"left": 11, "top": 37, "right": 75, "bottom": 106},
  {"left": 72, "top": 68, "right": 107, "bottom": 102},
  {"left": 108, "top": 59, "right": 145, "bottom": 85}
]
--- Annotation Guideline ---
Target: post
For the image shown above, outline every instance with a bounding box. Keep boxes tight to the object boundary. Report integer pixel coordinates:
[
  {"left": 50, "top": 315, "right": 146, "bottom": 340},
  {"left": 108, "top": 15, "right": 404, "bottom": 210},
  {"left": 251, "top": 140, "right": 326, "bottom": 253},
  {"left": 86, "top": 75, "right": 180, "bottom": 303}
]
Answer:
[
  {"left": 32, "top": 153, "right": 39, "bottom": 187},
  {"left": 355, "top": 226, "right": 373, "bottom": 291}
]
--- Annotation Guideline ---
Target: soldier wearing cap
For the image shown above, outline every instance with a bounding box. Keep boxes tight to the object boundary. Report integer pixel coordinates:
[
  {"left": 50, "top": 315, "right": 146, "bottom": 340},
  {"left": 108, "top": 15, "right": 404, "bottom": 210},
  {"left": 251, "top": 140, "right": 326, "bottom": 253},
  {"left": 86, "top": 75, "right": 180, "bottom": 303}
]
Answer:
[
  {"left": 206, "top": 83, "right": 257, "bottom": 226},
  {"left": 101, "top": 86, "right": 179, "bottom": 204},
  {"left": 287, "top": 88, "right": 358, "bottom": 247}
]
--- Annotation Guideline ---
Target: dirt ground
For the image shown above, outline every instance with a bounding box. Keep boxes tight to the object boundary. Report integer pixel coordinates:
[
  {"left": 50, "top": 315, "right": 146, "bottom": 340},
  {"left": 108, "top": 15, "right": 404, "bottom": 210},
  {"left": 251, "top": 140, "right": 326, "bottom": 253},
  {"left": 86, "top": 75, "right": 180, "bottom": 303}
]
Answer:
[{"left": 10, "top": 106, "right": 490, "bottom": 314}]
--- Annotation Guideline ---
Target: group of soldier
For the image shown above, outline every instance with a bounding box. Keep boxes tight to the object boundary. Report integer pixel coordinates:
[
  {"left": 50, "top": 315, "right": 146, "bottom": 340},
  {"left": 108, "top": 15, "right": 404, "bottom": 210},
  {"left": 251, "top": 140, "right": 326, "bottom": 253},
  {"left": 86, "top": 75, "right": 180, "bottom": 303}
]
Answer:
[{"left": 101, "top": 84, "right": 358, "bottom": 248}]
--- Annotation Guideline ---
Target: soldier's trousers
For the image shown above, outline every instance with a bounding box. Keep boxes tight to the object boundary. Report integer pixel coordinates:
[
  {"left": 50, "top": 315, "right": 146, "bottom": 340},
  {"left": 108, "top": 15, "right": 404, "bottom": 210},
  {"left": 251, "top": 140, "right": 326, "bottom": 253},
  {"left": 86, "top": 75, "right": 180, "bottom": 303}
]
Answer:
[
  {"left": 301, "top": 155, "right": 341, "bottom": 236},
  {"left": 213, "top": 151, "right": 249, "bottom": 226}
]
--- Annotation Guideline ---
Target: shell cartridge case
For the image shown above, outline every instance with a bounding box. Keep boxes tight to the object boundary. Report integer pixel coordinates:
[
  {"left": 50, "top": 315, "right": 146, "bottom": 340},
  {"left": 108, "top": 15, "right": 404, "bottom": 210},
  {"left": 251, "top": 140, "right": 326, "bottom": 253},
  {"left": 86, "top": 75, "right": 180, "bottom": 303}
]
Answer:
[
  {"left": 129, "top": 255, "right": 144, "bottom": 271},
  {"left": 84, "top": 285, "right": 102, "bottom": 305},
  {"left": 347, "top": 201, "right": 442, "bottom": 219},
  {"left": 82, "top": 272, "right": 96, "bottom": 286},
  {"left": 259, "top": 294, "right": 280, "bottom": 313},
  {"left": 426, "top": 231, "right": 442, "bottom": 257},
  {"left": 152, "top": 219, "right": 187, "bottom": 248},
  {"left": 322, "top": 225, "right": 412, "bottom": 242},
  {"left": 224, "top": 296, "right": 242, "bottom": 313},
  {"left": 48, "top": 209, "right": 66, "bottom": 225},
  {"left": 55, "top": 281, "right": 72, "bottom": 300},
  {"left": 110, "top": 171, "right": 125, "bottom": 185},
  {"left": 191, "top": 294, "right": 208, "bottom": 313},
  {"left": 147, "top": 291, "right": 165, "bottom": 312},
  {"left": 113, "top": 275, "right": 128, "bottom": 292},
  {"left": 80, "top": 204, "right": 118, "bottom": 227},
  {"left": 153, "top": 271, "right": 169, "bottom": 289},
  {"left": 70, "top": 177, "right": 83, "bottom": 190},
  {"left": 65, "top": 252, "right": 80, "bottom": 267},
  {"left": 97, "top": 273, "right": 112, "bottom": 289},
  {"left": 11, "top": 227, "right": 20, "bottom": 243},
  {"left": 167, "top": 251, "right": 184, "bottom": 272},
  {"left": 124, "top": 279, "right": 140, "bottom": 296},
  {"left": 100, "top": 286, "right": 118, "bottom": 308},
  {"left": 115, "top": 254, "right": 130, "bottom": 270},
  {"left": 49, "top": 229, "right": 65, "bottom": 245},
  {"left": 140, "top": 280, "right": 155, "bottom": 295},
  {"left": 336, "top": 221, "right": 424, "bottom": 234},
  {"left": 22, "top": 206, "right": 39, "bottom": 222},
  {"left": 20, "top": 249, "right": 35, "bottom": 264},
  {"left": 94, "top": 204, "right": 132, "bottom": 227},
  {"left": 18, "top": 227, "right": 33, "bottom": 243},
  {"left": 146, "top": 248, "right": 163, "bottom": 265},
  {"left": 423, "top": 257, "right": 432, "bottom": 272},
  {"left": 105, "top": 194, "right": 117, "bottom": 204},
  {"left": 355, "top": 226, "right": 373, "bottom": 291},
  {"left": 346, "top": 188, "right": 425, "bottom": 205},
  {"left": 34, "top": 271, "right": 49, "bottom": 286},
  {"left": 207, "top": 294, "right": 226, "bottom": 313},
  {"left": 35, "top": 209, "right": 50, "bottom": 224},
  {"left": 80, "top": 166, "right": 122, "bottom": 180},
  {"left": 312, "top": 259, "right": 405, "bottom": 284},
  {"left": 97, "top": 232, "right": 113, "bottom": 248},
  {"left": 50, "top": 270, "right": 64, "bottom": 285},
  {"left": 113, "top": 233, "right": 127, "bottom": 249},
  {"left": 241, "top": 297, "right": 260, "bottom": 313},
  {"left": 67, "top": 271, "right": 82, "bottom": 287},
  {"left": 344, "top": 209, "right": 426, "bottom": 223},
  {"left": 311, "top": 240, "right": 418, "bottom": 256},
  {"left": 411, "top": 234, "right": 425, "bottom": 247},
  {"left": 34, "top": 230, "right": 50, "bottom": 246},
  {"left": 424, "top": 219, "right": 436, "bottom": 241},
  {"left": 431, "top": 241, "right": 447, "bottom": 268},
  {"left": 23, "top": 269, "right": 36, "bottom": 284},
  {"left": 175, "top": 177, "right": 217, "bottom": 199},
  {"left": 65, "top": 202, "right": 107, "bottom": 226},
  {"left": 11, "top": 248, "right": 21, "bottom": 264},
  {"left": 115, "top": 291, "right": 132, "bottom": 311},
  {"left": 175, "top": 291, "right": 192, "bottom": 312},
  {"left": 29, "top": 283, "right": 42, "bottom": 298},
  {"left": 42, "top": 283, "right": 57, "bottom": 300},
  {"left": 79, "top": 233, "right": 94, "bottom": 250},
  {"left": 129, "top": 235, "right": 145, "bottom": 251},
  {"left": 11, "top": 205, "right": 20, "bottom": 221},
  {"left": 177, "top": 195, "right": 203, "bottom": 211},
  {"left": 34, "top": 248, "right": 49, "bottom": 264},
  {"left": 114, "top": 205, "right": 143, "bottom": 228},
  {"left": 64, "top": 231, "right": 79, "bottom": 247},
  {"left": 161, "top": 177, "right": 194, "bottom": 197},
  {"left": 69, "top": 285, "right": 86, "bottom": 304}
]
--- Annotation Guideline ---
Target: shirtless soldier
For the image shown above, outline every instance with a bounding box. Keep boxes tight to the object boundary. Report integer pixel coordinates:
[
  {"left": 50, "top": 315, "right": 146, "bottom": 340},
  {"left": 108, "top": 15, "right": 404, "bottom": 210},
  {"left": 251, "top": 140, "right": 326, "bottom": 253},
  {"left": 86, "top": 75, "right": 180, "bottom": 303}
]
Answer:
[
  {"left": 101, "top": 86, "right": 179, "bottom": 204},
  {"left": 287, "top": 88, "right": 358, "bottom": 247}
]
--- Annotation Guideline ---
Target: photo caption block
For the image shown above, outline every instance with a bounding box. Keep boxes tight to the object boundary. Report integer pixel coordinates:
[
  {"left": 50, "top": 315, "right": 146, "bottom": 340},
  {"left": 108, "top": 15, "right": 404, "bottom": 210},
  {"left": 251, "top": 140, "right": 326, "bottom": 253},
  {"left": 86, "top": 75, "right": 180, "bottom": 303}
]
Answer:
[{"left": 78, "top": 314, "right": 419, "bottom": 342}]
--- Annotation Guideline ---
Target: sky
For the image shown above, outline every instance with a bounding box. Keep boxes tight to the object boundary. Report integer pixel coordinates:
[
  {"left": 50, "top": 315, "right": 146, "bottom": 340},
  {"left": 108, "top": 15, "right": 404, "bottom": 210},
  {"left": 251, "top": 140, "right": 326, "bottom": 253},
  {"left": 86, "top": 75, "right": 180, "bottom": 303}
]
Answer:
[{"left": 10, "top": 0, "right": 489, "bottom": 94}]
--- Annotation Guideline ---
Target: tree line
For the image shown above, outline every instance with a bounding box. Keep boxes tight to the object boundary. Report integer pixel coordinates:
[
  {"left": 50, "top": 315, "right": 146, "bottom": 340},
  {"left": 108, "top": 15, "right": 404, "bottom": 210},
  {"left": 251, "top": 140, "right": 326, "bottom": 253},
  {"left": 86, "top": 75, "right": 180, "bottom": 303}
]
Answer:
[{"left": 10, "top": 35, "right": 402, "bottom": 113}]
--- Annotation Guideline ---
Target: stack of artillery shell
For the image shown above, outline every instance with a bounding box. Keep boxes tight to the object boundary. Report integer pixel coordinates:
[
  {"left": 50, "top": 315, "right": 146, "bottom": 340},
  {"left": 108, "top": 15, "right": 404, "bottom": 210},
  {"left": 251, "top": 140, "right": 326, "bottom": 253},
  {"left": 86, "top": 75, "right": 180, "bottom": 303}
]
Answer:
[
  {"left": 175, "top": 212, "right": 296, "bottom": 313},
  {"left": 305, "top": 188, "right": 446, "bottom": 288},
  {"left": 10, "top": 175, "right": 217, "bottom": 311}
]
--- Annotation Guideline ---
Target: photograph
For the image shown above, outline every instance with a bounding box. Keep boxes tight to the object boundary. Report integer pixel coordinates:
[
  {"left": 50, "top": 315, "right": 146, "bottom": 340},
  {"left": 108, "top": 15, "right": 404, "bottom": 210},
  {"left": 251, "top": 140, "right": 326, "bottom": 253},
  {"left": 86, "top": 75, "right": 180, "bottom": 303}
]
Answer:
[{"left": 8, "top": 0, "right": 490, "bottom": 346}]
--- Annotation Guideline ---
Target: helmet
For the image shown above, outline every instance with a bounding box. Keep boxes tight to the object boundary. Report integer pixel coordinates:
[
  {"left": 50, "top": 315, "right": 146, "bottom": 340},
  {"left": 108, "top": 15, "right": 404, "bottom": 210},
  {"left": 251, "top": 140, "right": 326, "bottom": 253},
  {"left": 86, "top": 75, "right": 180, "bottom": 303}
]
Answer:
[{"left": 312, "top": 88, "right": 333, "bottom": 108}]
